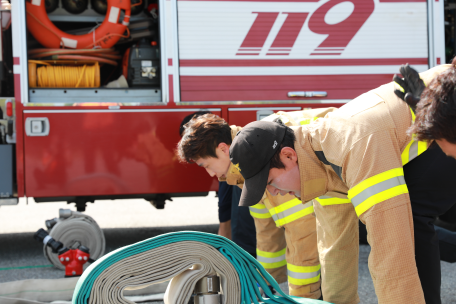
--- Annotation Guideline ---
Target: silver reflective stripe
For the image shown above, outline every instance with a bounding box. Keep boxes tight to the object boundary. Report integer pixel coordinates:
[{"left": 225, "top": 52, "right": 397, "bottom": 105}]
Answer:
[
  {"left": 249, "top": 206, "right": 269, "bottom": 214},
  {"left": 272, "top": 213, "right": 279, "bottom": 222},
  {"left": 272, "top": 201, "right": 312, "bottom": 221},
  {"left": 288, "top": 268, "right": 321, "bottom": 279},
  {"left": 351, "top": 176, "right": 406, "bottom": 208},
  {"left": 257, "top": 254, "right": 286, "bottom": 264},
  {"left": 408, "top": 141, "right": 419, "bottom": 162},
  {"left": 317, "top": 195, "right": 332, "bottom": 200}
]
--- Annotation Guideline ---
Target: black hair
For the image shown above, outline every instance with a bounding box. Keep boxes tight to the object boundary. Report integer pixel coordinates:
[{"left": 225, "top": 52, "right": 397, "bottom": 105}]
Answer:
[
  {"left": 179, "top": 111, "right": 212, "bottom": 136},
  {"left": 177, "top": 114, "right": 232, "bottom": 163},
  {"left": 409, "top": 58, "right": 456, "bottom": 143}
]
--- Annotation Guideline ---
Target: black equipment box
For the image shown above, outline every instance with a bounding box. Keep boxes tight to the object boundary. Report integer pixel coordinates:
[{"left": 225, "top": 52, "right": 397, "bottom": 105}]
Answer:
[{"left": 126, "top": 39, "right": 160, "bottom": 87}]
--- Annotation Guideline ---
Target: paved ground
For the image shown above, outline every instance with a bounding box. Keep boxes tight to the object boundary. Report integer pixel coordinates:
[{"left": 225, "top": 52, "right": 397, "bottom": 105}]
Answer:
[{"left": 1, "top": 195, "right": 456, "bottom": 303}]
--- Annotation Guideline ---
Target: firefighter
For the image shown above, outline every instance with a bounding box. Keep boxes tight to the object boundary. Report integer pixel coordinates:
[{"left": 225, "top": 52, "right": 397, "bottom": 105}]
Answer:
[
  {"left": 394, "top": 63, "right": 456, "bottom": 304},
  {"left": 179, "top": 112, "right": 256, "bottom": 254},
  {"left": 177, "top": 109, "right": 338, "bottom": 299},
  {"left": 228, "top": 62, "right": 456, "bottom": 304}
]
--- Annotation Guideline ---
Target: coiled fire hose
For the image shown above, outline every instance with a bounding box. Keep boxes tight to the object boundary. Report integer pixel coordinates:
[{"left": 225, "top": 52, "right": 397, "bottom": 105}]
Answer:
[
  {"left": 29, "top": 61, "right": 100, "bottom": 88},
  {"left": 45, "top": 209, "right": 105, "bottom": 270},
  {"left": 73, "top": 231, "right": 329, "bottom": 304}
]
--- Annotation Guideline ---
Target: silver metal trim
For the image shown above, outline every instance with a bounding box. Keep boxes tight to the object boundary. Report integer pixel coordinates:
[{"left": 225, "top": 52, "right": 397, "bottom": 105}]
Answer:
[
  {"left": 25, "top": 102, "right": 166, "bottom": 107},
  {"left": 24, "top": 102, "right": 164, "bottom": 108},
  {"left": 172, "top": 0, "right": 181, "bottom": 102},
  {"left": 0, "top": 198, "right": 18, "bottom": 206},
  {"left": 288, "top": 91, "right": 327, "bottom": 98},
  {"left": 159, "top": 0, "right": 168, "bottom": 104},
  {"left": 24, "top": 100, "right": 350, "bottom": 107},
  {"left": 177, "top": 100, "right": 349, "bottom": 105},
  {"left": 28, "top": 88, "right": 163, "bottom": 104},
  {"left": 194, "top": 294, "right": 220, "bottom": 304},
  {"left": 229, "top": 107, "right": 301, "bottom": 111},
  {"left": 427, "top": 0, "right": 435, "bottom": 68},
  {"left": 24, "top": 108, "right": 222, "bottom": 114},
  {"left": 14, "top": 0, "right": 30, "bottom": 104}
]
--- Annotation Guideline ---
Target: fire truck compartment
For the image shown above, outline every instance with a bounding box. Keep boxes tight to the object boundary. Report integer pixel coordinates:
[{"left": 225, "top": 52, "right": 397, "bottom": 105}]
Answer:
[
  {"left": 25, "top": 0, "right": 162, "bottom": 104},
  {"left": 22, "top": 109, "right": 220, "bottom": 198}
]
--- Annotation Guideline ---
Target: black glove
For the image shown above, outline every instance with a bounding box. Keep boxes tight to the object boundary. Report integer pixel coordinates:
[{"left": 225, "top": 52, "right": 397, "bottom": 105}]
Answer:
[{"left": 393, "top": 64, "right": 425, "bottom": 112}]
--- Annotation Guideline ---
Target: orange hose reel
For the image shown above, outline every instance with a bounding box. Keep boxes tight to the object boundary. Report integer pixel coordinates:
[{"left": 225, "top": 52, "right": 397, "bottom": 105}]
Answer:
[{"left": 26, "top": 0, "right": 131, "bottom": 49}]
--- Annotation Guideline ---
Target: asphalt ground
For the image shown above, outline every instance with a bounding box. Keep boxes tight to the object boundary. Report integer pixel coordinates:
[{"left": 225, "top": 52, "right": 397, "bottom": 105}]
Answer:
[{"left": 1, "top": 195, "right": 456, "bottom": 303}]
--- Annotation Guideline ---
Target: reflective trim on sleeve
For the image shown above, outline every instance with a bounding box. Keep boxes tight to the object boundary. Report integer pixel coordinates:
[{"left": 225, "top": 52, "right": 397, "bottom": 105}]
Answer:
[
  {"left": 348, "top": 168, "right": 409, "bottom": 217},
  {"left": 299, "top": 117, "right": 318, "bottom": 125},
  {"left": 401, "top": 140, "right": 428, "bottom": 166},
  {"left": 269, "top": 199, "right": 313, "bottom": 227},
  {"left": 287, "top": 263, "right": 321, "bottom": 286},
  {"left": 249, "top": 203, "right": 272, "bottom": 219},
  {"left": 315, "top": 195, "right": 351, "bottom": 206},
  {"left": 256, "top": 248, "right": 287, "bottom": 269}
]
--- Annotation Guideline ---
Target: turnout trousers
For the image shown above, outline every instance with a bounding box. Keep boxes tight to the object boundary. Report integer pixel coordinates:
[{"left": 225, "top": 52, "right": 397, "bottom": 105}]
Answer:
[{"left": 404, "top": 142, "right": 456, "bottom": 304}]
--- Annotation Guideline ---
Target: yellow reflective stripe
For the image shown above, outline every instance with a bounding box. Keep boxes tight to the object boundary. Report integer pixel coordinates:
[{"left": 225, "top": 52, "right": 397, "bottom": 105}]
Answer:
[
  {"left": 348, "top": 168, "right": 408, "bottom": 217},
  {"left": 417, "top": 140, "right": 427, "bottom": 154},
  {"left": 273, "top": 198, "right": 303, "bottom": 213},
  {"left": 401, "top": 107, "right": 428, "bottom": 166},
  {"left": 269, "top": 199, "right": 313, "bottom": 226},
  {"left": 277, "top": 205, "right": 313, "bottom": 226},
  {"left": 287, "top": 263, "right": 321, "bottom": 286},
  {"left": 402, "top": 140, "right": 428, "bottom": 166},
  {"left": 299, "top": 117, "right": 318, "bottom": 125},
  {"left": 249, "top": 203, "right": 272, "bottom": 219},
  {"left": 401, "top": 107, "right": 427, "bottom": 166},
  {"left": 348, "top": 168, "right": 404, "bottom": 197},
  {"left": 354, "top": 184, "right": 408, "bottom": 216},
  {"left": 257, "top": 247, "right": 286, "bottom": 258},
  {"left": 401, "top": 140, "right": 414, "bottom": 166},
  {"left": 315, "top": 195, "right": 351, "bottom": 206},
  {"left": 257, "top": 248, "right": 287, "bottom": 269}
]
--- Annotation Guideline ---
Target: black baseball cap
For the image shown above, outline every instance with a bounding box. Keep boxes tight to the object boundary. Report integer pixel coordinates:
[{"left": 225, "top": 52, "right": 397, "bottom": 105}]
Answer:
[{"left": 229, "top": 121, "right": 286, "bottom": 207}]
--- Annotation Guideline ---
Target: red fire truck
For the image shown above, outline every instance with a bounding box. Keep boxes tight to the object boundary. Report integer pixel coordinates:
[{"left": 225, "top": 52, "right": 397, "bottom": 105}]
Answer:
[{"left": 0, "top": 0, "right": 452, "bottom": 212}]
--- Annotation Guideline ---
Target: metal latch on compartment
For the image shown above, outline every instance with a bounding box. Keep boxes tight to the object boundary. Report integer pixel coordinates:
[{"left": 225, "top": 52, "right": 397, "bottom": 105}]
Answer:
[{"left": 25, "top": 117, "right": 50, "bottom": 136}]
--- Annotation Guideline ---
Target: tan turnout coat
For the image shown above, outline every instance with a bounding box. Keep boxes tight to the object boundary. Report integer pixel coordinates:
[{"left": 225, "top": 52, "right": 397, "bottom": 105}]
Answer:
[
  {"left": 220, "top": 108, "right": 337, "bottom": 298},
  {"left": 292, "top": 65, "right": 449, "bottom": 304}
]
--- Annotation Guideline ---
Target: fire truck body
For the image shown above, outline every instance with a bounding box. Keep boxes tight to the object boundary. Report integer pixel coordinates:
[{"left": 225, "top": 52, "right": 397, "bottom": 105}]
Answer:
[{"left": 0, "top": 0, "right": 446, "bottom": 209}]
